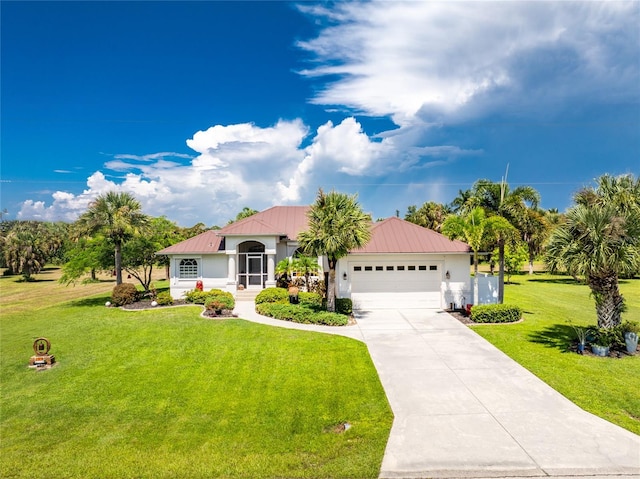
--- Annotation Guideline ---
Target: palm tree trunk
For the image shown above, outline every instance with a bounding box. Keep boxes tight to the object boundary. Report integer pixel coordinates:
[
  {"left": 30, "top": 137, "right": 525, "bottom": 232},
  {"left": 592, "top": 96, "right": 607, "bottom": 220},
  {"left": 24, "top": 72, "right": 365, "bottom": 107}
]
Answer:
[
  {"left": 498, "top": 239, "right": 505, "bottom": 304},
  {"left": 327, "top": 259, "right": 336, "bottom": 312},
  {"left": 589, "top": 274, "right": 624, "bottom": 329},
  {"left": 115, "top": 241, "right": 123, "bottom": 285},
  {"left": 528, "top": 251, "right": 535, "bottom": 275}
]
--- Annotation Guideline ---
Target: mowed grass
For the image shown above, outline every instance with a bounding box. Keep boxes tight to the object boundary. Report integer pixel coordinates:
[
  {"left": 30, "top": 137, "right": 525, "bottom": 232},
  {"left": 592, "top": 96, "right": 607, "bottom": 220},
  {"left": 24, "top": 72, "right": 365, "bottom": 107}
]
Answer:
[
  {"left": 472, "top": 273, "right": 640, "bottom": 435},
  {"left": 1, "top": 274, "right": 393, "bottom": 478}
]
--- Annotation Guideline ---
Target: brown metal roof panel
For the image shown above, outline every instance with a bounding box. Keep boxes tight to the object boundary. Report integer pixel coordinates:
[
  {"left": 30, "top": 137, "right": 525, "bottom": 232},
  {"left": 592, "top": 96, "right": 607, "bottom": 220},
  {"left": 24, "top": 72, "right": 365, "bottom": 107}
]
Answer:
[
  {"left": 353, "top": 217, "right": 470, "bottom": 253},
  {"left": 156, "top": 230, "right": 224, "bottom": 254}
]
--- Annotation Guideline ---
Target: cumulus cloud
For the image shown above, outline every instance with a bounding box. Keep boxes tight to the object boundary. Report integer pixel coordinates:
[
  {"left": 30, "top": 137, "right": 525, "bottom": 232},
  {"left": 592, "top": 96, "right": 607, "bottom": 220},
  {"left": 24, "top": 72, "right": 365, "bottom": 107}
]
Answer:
[{"left": 298, "top": 1, "right": 639, "bottom": 125}]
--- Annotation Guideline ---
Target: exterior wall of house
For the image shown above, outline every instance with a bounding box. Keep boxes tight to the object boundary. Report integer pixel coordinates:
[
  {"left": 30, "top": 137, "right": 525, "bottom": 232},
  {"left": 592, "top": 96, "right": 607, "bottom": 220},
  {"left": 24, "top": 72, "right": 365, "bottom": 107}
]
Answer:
[
  {"left": 166, "top": 237, "right": 302, "bottom": 299},
  {"left": 168, "top": 254, "right": 228, "bottom": 299}
]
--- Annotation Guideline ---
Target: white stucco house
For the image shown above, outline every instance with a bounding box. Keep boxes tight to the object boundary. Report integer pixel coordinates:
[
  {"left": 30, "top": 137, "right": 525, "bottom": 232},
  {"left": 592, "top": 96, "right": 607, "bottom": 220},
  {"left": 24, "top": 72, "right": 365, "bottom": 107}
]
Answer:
[{"left": 157, "top": 206, "right": 473, "bottom": 310}]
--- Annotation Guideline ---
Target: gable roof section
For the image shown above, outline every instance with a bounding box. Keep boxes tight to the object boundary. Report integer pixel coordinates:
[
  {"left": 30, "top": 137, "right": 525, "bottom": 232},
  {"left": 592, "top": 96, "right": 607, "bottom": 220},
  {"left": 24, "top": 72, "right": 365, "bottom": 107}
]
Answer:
[
  {"left": 156, "top": 230, "right": 224, "bottom": 255},
  {"left": 351, "top": 216, "right": 470, "bottom": 254},
  {"left": 218, "top": 206, "right": 310, "bottom": 239}
]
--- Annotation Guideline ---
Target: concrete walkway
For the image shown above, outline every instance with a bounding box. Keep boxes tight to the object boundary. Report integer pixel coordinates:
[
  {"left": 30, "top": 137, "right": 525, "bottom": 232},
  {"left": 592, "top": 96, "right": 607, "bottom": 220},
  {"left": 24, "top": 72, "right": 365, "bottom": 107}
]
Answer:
[{"left": 233, "top": 303, "right": 640, "bottom": 478}]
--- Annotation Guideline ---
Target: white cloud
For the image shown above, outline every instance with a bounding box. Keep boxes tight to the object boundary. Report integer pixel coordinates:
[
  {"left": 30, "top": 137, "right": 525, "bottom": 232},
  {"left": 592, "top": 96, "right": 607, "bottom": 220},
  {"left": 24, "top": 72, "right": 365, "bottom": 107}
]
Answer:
[{"left": 298, "top": 1, "right": 639, "bottom": 125}]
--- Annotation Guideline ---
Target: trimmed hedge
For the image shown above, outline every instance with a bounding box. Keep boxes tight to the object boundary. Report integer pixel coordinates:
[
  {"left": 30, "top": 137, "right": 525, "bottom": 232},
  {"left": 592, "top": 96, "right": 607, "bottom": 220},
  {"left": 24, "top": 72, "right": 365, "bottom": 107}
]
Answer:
[
  {"left": 255, "top": 287, "right": 288, "bottom": 304},
  {"left": 111, "top": 283, "right": 139, "bottom": 306},
  {"left": 184, "top": 288, "right": 234, "bottom": 307},
  {"left": 299, "top": 292, "right": 323, "bottom": 309},
  {"left": 255, "top": 302, "right": 348, "bottom": 326},
  {"left": 205, "top": 293, "right": 235, "bottom": 312},
  {"left": 470, "top": 304, "right": 522, "bottom": 323}
]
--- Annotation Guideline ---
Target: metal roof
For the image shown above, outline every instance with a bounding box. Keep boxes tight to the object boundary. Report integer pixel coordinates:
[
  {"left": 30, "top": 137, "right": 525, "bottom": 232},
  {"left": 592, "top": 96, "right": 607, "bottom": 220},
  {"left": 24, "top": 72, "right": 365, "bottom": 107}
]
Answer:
[
  {"left": 351, "top": 217, "right": 471, "bottom": 254},
  {"left": 156, "top": 230, "right": 224, "bottom": 254},
  {"left": 157, "top": 207, "right": 470, "bottom": 255},
  {"left": 218, "top": 206, "right": 310, "bottom": 238}
]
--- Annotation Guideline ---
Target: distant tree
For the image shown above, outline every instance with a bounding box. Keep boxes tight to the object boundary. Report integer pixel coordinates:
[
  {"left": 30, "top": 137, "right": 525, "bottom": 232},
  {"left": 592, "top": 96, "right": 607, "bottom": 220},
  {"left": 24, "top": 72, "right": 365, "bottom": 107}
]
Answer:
[
  {"left": 2, "top": 226, "right": 45, "bottom": 280},
  {"left": 494, "top": 243, "right": 528, "bottom": 283},
  {"left": 228, "top": 207, "right": 259, "bottom": 224},
  {"left": 59, "top": 235, "right": 113, "bottom": 285},
  {"left": 405, "top": 201, "right": 451, "bottom": 232},
  {"left": 546, "top": 174, "right": 640, "bottom": 329},
  {"left": 517, "top": 208, "right": 550, "bottom": 274},
  {"left": 298, "top": 189, "right": 371, "bottom": 312},
  {"left": 76, "top": 192, "right": 148, "bottom": 285}
]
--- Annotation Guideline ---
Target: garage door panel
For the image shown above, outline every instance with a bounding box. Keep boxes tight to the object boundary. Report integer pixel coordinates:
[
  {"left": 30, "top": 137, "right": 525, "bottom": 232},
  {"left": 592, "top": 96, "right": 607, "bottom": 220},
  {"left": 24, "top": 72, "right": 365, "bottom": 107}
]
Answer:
[
  {"left": 349, "top": 262, "right": 442, "bottom": 309},
  {"left": 352, "top": 292, "right": 441, "bottom": 309}
]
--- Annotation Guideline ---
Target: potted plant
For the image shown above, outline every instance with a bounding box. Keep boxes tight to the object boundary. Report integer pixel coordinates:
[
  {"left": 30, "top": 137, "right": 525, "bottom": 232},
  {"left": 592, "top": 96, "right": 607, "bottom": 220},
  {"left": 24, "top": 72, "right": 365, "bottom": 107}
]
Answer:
[
  {"left": 591, "top": 328, "right": 613, "bottom": 357},
  {"left": 568, "top": 321, "right": 587, "bottom": 354},
  {"left": 623, "top": 321, "right": 639, "bottom": 354}
]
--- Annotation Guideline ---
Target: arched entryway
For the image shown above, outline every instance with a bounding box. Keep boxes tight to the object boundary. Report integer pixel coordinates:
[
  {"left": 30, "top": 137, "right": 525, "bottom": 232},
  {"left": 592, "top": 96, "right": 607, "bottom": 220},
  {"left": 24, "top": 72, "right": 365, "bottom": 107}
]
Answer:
[{"left": 237, "top": 241, "right": 267, "bottom": 289}]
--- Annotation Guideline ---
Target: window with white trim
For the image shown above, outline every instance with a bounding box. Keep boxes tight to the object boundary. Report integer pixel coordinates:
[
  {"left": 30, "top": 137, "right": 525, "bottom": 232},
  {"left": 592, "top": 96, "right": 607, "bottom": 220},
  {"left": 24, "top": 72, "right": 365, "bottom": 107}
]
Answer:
[{"left": 179, "top": 259, "right": 198, "bottom": 278}]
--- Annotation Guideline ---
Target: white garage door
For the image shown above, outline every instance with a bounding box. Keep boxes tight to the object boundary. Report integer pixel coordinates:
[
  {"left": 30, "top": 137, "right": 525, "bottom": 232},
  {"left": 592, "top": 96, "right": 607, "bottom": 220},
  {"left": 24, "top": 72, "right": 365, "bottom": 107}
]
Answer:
[{"left": 350, "top": 262, "right": 442, "bottom": 309}]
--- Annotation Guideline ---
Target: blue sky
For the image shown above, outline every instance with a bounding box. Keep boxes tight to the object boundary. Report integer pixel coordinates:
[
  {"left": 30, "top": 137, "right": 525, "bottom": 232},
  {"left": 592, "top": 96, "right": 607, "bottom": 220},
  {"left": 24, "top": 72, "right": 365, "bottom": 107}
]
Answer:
[{"left": 2, "top": 1, "right": 639, "bottom": 227}]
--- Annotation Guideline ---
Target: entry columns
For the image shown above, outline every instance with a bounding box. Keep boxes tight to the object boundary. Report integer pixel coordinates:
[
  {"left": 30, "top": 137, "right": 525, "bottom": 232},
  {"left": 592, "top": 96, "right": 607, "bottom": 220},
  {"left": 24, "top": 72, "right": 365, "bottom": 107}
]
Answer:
[
  {"left": 227, "top": 252, "right": 237, "bottom": 292},
  {"left": 265, "top": 253, "right": 276, "bottom": 288}
]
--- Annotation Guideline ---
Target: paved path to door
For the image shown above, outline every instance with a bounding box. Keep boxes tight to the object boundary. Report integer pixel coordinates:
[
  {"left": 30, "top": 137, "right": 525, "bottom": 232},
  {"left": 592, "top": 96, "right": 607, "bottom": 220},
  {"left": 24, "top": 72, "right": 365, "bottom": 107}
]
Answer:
[{"left": 234, "top": 303, "right": 640, "bottom": 478}]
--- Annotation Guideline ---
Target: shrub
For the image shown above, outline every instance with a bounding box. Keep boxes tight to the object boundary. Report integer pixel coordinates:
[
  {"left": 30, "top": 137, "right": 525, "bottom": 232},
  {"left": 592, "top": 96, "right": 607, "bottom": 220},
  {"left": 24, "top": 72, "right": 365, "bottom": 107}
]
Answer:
[
  {"left": 155, "top": 291, "right": 173, "bottom": 306},
  {"left": 299, "top": 292, "right": 323, "bottom": 309},
  {"left": 205, "top": 293, "right": 235, "bottom": 312},
  {"left": 111, "top": 283, "right": 139, "bottom": 306},
  {"left": 321, "top": 297, "right": 353, "bottom": 315},
  {"left": 255, "top": 302, "right": 348, "bottom": 326},
  {"left": 255, "top": 287, "right": 288, "bottom": 304},
  {"left": 470, "top": 304, "right": 522, "bottom": 323},
  {"left": 184, "top": 288, "right": 231, "bottom": 305},
  {"left": 335, "top": 298, "right": 353, "bottom": 315}
]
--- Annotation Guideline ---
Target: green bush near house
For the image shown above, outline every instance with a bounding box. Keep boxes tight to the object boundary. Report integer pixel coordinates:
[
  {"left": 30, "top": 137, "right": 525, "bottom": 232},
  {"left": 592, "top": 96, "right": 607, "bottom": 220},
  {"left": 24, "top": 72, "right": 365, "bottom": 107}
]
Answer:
[
  {"left": 255, "top": 287, "right": 288, "bottom": 304},
  {"left": 471, "top": 303, "right": 522, "bottom": 323},
  {"left": 335, "top": 298, "right": 353, "bottom": 315},
  {"left": 299, "top": 291, "right": 323, "bottom": 308},
  {"left": 255, "top": 288, "right": 348, "bottom": 326},
  {"left": 155, "top": 291, "right": 173, "bottom": 306},
  {"left": 256, "top": 302, "right": 348, "bottom": 326},
  {"left": 184, "top": 288, "right": 235, "bottom": 309}
]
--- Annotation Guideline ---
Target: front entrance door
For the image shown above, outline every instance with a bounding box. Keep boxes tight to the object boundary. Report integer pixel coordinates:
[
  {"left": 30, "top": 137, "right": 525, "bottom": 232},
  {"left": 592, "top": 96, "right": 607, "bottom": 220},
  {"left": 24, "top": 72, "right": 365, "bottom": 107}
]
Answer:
[
  {"left": 246, "top": 254, "right": 264, "bottom": 288},
  {"left": 237, "top": 241, "right": 267, "bottom": 290}
]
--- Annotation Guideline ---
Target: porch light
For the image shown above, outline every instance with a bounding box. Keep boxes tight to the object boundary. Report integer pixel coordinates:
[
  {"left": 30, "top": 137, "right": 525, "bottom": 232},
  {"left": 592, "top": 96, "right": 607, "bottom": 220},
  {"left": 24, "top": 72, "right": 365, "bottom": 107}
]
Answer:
[
  {"left": 445, "top": 271, "right": 450, "bottom": 280},
  {"left": 343, "top": 272, "right": 347, "bottom": 280}
]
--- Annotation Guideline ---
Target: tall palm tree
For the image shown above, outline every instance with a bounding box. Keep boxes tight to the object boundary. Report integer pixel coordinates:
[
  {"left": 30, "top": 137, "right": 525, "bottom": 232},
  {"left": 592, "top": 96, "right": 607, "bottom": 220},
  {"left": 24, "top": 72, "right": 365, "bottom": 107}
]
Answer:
[
  {"left": 518, "top": 208, "right": 550, "bottom": 274},
  {"left": 471, "top": 178, "right": 540, "bottom": 302},
  {"left": 546, "top": 174, "right": 640, "bottom": 329},
  {"left": 546, "top": 203, "right": 640, "bottom": 329},
  {"left": 298, "top": 189, "right": 371, "bottom": 312},
  {"left": 77, "top": 191, "right": 148, "bottom": 285}
]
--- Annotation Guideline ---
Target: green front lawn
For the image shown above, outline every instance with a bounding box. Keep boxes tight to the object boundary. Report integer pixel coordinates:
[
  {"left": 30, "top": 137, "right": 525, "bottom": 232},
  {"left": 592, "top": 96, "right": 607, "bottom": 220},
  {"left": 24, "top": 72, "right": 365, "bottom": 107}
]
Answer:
[
  {"left": 472, "top": 273, "right": 640, "bottom": 435},
  {"left": 1, "top": 294, "right": 393, "bottom": 478}
]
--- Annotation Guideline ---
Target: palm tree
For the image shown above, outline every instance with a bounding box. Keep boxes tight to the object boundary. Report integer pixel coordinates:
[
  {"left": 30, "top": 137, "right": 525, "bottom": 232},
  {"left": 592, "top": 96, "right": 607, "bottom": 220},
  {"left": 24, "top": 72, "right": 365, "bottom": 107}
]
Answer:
[
  {"left": 298, "top": 189, "right": 371, "bottom": 312},
  {"left": 77, "top": 191, "right": 148, "bottom": 285},
  {"left": 293, "top": 254, "right": 321, "bottom": 292},
  {"left": 470, "top": 178, "right": 540, "bottom": 302},
  {"left": 518, "top": 208, "right": 550, "bottom": 274},
  {"left": 441, "top": 207, "right": 490, "bottom": 305},
  {"left": 546, "top": 174, "right": 640, "bottom": 329}
]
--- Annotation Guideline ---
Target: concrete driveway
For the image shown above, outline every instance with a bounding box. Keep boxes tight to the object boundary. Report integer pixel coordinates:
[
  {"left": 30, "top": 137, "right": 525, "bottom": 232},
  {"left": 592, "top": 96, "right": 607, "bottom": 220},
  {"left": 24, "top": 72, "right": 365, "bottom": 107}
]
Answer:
[
  {"left": 233, "top": 302, "right": 640, "bottom": 478},
  {"left": 356, "top": 308, "right": 640, "bottom": 479}
]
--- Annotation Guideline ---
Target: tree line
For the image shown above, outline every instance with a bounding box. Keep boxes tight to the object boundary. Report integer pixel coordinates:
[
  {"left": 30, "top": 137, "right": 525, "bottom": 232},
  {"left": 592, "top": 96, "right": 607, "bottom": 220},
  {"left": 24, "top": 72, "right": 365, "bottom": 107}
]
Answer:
[{"left": 1, "top": 173, "right": 638, "bottom": 329}]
